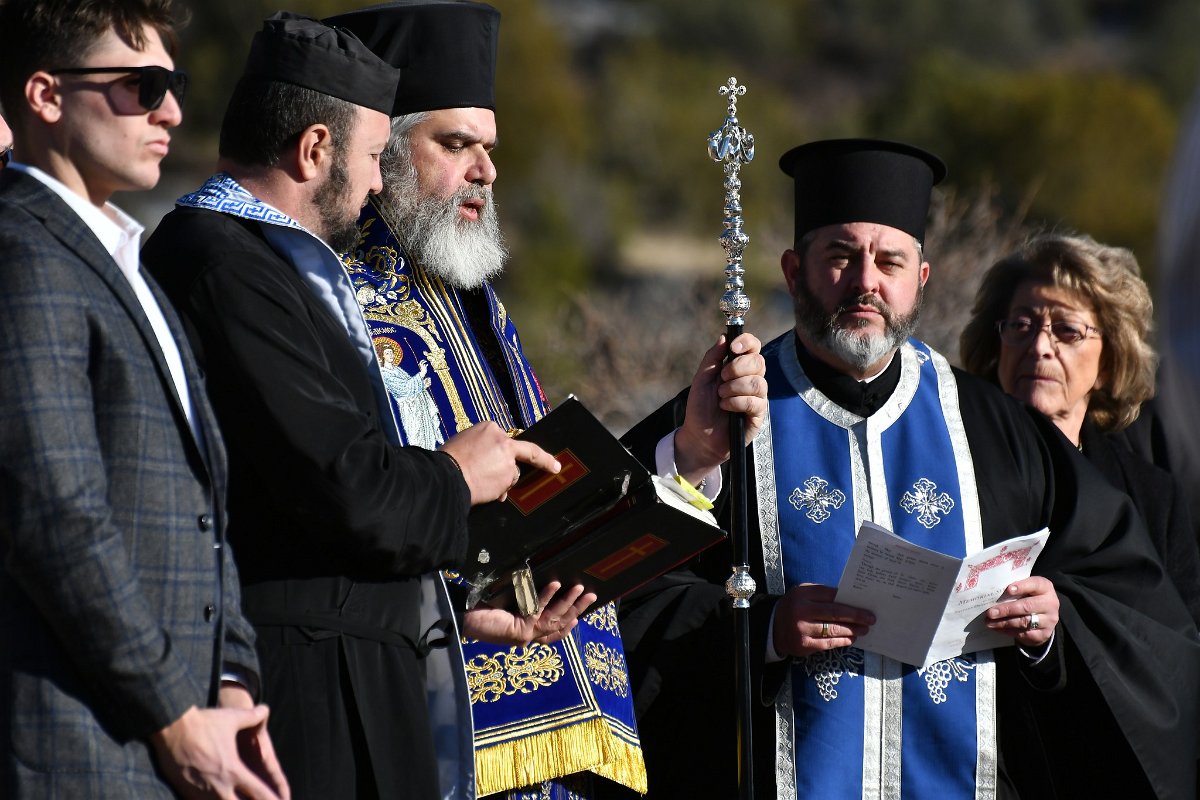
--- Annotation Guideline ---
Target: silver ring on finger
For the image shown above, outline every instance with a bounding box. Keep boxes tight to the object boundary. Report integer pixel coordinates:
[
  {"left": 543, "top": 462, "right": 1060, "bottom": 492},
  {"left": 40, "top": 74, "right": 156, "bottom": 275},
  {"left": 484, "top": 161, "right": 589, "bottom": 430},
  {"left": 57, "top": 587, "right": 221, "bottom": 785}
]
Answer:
[{"left": 1027, "top": 612, "right": 1040, "bottom": 631}]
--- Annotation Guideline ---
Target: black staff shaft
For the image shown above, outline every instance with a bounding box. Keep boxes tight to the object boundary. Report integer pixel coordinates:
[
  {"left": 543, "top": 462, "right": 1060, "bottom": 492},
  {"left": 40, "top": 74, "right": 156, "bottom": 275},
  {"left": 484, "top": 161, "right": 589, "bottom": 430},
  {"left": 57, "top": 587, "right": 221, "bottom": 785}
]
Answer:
[
  {"left": 726, "top": 322, "right": 754, "bottom": 799},
  {"left": 710, "top": 75, "right": 755, "bottom": 798}
]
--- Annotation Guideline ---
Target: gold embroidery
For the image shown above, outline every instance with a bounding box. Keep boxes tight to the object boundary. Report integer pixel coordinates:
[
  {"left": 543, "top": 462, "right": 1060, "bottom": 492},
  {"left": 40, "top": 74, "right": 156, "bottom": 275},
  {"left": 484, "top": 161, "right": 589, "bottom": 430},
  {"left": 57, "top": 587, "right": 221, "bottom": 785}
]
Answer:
[
  {"left": 584, "top": 641, "right": 630, "bottom": 698},
  {"left": 466, "top": 644, "right": 565, "bottom": 704},
  {"left": 582, "top": 603, "right": 619, "bottom": 635},
  {"left": 345, "top": 233, "right": 408, "bottom": 295}
]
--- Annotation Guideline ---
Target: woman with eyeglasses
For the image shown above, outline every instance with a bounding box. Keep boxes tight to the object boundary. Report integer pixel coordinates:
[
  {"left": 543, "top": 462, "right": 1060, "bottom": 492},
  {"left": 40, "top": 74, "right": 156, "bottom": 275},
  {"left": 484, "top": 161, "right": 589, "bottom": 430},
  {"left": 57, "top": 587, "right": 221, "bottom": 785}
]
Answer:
[
  {"left": 961, "top": 231, "right": 1199, "bottom": 799},
  {"left": 963, "top": 232, "right": 1200, "bottom": 617}
]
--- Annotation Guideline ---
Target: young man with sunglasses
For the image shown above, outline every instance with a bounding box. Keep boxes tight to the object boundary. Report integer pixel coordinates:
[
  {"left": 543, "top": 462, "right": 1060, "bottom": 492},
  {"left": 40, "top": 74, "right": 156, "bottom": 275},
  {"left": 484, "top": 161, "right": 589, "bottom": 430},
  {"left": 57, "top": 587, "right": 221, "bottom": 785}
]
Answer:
[{"left": 0, "top": 1, "right": 288, "bottom": 797}]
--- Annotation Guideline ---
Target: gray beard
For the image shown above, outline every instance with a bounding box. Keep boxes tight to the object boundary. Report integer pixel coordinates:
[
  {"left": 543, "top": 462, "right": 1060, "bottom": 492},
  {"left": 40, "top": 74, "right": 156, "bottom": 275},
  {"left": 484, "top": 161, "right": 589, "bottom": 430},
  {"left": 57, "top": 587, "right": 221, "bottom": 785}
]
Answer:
[
  {"left": 378, "top": 160, "right": 507, "bottom": 290},
  {"left": 793, "top": 279, "right": 923, "bottom": 373}
]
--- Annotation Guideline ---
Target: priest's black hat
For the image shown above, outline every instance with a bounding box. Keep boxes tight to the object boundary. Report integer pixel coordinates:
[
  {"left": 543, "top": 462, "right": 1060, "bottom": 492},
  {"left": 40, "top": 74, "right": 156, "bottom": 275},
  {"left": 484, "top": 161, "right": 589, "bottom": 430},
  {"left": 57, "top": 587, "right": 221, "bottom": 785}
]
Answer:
[
  {"left": 779, "top": 139, "right": 947, "bottom": 243},
  {"left": 241, "top": 11, "right": 399, "bottom": 116},
  {"left": 323, "top": 1, "right": 500, "bottom": 116}
]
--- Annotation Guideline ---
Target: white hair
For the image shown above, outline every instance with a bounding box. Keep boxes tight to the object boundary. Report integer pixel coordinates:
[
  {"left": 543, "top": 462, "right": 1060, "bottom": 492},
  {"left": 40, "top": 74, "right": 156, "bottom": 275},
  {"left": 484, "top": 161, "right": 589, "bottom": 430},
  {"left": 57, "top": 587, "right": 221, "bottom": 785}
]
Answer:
[{"left": 376, "top": 113, "right": 507, "bottom": 290}]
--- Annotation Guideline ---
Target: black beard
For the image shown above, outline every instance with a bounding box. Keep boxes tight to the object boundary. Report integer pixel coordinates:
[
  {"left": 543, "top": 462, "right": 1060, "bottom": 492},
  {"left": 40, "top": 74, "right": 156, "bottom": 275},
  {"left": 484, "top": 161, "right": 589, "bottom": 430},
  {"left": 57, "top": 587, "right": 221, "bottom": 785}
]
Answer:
[{"left": 314, "top": 150, "right": 360, "bottom": 253}]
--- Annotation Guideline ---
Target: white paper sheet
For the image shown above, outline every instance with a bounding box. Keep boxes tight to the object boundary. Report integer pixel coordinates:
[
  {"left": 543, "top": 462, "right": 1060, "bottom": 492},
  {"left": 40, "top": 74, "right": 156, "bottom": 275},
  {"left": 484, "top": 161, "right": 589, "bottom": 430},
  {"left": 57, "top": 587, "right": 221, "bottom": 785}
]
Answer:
[{"left": 834, "top": 522, "right": 1050, "bottom": 667}]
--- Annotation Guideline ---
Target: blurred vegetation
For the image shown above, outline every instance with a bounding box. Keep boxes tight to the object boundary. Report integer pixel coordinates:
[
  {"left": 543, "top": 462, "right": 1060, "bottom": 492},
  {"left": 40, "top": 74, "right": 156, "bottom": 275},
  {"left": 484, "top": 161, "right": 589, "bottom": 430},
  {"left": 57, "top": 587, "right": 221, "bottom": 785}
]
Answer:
[
  {"left": 112, "top": 0, "right": 1200, "bottom": 427},
  {"left": 880, "top": 56, "right": 1175, "bottom": 276}
]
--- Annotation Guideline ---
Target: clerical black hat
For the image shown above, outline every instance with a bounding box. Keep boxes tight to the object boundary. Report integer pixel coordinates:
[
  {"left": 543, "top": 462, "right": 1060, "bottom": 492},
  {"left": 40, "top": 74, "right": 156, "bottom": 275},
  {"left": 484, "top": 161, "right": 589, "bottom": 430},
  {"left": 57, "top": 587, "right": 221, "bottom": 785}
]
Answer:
[
  {"left": 779, "top": 139, "right": 947, "bottom": 243},
  {"left": 324, "top": 1, "right": 500, "bottom": 117},
  {"left": 241, "top": 11, "right": 399, "bottom": 116}
]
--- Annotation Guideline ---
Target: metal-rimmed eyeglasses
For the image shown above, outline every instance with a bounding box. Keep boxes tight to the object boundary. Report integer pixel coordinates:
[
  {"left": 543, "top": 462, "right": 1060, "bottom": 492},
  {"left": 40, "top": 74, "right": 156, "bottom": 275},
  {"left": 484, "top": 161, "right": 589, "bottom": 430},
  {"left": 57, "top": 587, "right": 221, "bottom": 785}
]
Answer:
[
  {"left": 49, "top": 65, "right": 188, "bottom": 112},
  {"left": 995, "top": 317, "right": 1102, "bottom": 347}
]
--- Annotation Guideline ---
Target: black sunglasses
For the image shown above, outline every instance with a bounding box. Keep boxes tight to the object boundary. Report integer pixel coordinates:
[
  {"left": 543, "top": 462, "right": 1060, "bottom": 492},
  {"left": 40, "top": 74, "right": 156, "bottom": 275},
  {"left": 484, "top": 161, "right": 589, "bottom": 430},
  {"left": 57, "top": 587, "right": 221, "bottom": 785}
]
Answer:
[
  {"left": 0, "top": 147, "right": 10, "bottom": 167},
  {"left": 49, "top": 65, "right": 188, "bottom": 112}
]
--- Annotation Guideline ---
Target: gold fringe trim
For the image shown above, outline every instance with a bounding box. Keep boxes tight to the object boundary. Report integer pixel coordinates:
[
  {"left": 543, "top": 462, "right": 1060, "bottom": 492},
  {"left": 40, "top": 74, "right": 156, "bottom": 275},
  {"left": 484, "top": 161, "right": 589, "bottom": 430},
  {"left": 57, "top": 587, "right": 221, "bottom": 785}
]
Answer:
[
  {"left": 590, "top": 735, "right": 647, "bottom": 795},
  {"left": 475, "top": 719, "right": 647, "bottom": 796}
]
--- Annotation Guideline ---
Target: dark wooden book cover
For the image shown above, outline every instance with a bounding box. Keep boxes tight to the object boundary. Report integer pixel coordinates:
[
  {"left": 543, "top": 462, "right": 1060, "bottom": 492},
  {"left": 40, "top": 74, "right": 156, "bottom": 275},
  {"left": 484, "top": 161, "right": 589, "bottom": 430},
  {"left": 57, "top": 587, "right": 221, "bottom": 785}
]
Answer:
[{"left": 462, "top": 396, "right": 726, "bottom": 612}]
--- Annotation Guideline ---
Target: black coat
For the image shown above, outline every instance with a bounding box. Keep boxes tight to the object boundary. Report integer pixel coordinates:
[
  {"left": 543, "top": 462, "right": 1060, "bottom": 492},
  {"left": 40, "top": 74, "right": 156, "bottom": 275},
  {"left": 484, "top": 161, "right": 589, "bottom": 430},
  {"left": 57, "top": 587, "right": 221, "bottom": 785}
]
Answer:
[
  {"left": 1081, "top": 420, "right": 1200, "bottom": 625},
  {"left": 144, "top": 206, "right": 471, "bottom": 798},
  {"left": 613, "top": 341, "right": 1199, "bottom": 800}
]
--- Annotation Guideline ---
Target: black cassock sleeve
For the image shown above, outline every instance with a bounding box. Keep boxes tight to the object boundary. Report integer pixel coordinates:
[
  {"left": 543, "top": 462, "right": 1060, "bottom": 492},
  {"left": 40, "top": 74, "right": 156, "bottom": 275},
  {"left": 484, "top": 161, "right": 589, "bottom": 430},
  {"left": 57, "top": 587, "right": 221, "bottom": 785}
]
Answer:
[{"left": 144, "top": 209, "right": 469, "bottom": 580}]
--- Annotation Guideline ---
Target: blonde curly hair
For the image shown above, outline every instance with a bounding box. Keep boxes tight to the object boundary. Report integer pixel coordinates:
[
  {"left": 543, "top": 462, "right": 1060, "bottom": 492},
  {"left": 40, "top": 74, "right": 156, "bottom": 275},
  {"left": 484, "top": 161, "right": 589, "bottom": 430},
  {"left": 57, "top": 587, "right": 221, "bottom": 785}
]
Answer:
[{"left": 960, "top": 232, "right": 1157, "bottom": 432}]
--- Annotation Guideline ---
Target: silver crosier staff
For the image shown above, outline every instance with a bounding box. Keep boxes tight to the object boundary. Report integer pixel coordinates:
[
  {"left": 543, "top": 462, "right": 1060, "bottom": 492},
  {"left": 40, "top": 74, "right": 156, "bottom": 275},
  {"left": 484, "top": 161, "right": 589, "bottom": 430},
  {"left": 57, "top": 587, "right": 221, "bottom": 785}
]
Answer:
[{"left": 707, "top": 75, "right": 756, "bottom": 800}]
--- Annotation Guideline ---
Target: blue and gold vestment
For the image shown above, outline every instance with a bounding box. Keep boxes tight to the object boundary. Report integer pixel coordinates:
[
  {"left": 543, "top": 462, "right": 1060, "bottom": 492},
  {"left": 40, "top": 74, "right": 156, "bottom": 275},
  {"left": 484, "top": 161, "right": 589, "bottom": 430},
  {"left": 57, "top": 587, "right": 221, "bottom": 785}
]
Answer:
[{"left": 346, "top": 196, "right": 646, "bottom": 798}]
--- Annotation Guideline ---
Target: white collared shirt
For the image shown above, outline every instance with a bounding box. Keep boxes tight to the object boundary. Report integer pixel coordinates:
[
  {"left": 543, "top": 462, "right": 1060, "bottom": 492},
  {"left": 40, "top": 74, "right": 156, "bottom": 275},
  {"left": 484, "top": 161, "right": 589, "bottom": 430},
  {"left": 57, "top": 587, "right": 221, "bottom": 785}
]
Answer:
[{"left": 11, "top": 163, "right": 197, "bottom": 431}]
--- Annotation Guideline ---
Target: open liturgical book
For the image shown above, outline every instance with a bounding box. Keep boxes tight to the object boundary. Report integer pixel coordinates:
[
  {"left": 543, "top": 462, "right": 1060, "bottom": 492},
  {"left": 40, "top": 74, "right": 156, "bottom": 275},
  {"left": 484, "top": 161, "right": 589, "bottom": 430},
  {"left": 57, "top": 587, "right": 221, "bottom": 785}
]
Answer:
[
  {"left": 462, "top": 396, "right": 726, "bottom": 615},
  {"left": 834, "top": 521, "right": 1050, "bottom": 667}
]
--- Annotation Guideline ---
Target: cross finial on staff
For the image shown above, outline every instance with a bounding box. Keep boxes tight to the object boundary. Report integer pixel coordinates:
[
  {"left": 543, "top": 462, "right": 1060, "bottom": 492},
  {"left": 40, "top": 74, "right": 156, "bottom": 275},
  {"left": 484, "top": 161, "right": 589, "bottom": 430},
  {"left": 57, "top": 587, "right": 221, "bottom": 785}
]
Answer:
[
  {"left": 719, "top": 76, "right": 746, "bottom": 117},
  {"left": 709, "top": 77, "right": 755, "bottom": 167},
  {"left": 708, "top": 77, "right": 754, "bottom": 327}
]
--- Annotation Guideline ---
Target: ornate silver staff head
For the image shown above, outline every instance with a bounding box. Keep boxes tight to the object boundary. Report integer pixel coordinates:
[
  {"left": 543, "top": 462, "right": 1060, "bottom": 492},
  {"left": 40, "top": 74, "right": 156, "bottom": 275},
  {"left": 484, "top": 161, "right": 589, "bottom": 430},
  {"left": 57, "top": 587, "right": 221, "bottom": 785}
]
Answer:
[{"left": 707, "top": 77, "right": 755, "bottom": 328}]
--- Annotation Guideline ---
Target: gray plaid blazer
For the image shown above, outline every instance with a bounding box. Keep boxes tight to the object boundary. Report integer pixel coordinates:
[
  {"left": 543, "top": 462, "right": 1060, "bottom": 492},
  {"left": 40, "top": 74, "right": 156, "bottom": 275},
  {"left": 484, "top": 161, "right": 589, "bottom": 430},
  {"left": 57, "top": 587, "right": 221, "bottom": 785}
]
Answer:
[{"left": 0, "top": 170, "right": 258, "bottom": 797}]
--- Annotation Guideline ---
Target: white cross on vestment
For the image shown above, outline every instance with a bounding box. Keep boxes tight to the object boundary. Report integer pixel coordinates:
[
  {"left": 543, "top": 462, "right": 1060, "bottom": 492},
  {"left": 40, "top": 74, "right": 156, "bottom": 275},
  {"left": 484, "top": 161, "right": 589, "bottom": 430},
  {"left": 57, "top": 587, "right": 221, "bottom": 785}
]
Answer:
[
  {"left": 900, "top": 478, "right": 955, "bottom": 528},
  {"left": 789, "top": 476, "right": 847, "bottom": 523}
]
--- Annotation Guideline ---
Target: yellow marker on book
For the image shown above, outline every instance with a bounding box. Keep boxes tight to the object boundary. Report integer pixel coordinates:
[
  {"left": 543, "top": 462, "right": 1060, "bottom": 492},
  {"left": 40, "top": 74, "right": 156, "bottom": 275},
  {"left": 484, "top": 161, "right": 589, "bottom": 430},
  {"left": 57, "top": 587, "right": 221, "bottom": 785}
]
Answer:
[{"left": 673, "top": 475, "right": 715, "bottom": 511}]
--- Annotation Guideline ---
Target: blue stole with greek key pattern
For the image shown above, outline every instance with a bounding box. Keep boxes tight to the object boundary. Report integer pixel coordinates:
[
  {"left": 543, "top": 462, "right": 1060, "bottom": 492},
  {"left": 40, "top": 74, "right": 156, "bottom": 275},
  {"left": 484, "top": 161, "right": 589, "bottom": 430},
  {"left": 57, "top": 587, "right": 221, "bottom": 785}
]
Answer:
[
  {"left": 755, "top": 333, "right": 995, "bottom": 800},
  {"left": 345, "top": 197, "right": 645, "bottom": 798}
]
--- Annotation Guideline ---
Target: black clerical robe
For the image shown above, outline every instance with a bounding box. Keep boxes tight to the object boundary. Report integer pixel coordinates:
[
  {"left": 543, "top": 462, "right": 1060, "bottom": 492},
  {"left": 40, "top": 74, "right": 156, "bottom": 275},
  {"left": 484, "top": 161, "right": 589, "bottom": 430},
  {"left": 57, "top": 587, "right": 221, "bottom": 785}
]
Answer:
[
  {"left": 1081, "top": 420, "right": 1200, "bottom": 625},
  {"left": 616, "top": 336, "right": 1199, "bottom": 799},
  {"left": 143, "top": 206, "right": 470, "bottom": 799}
]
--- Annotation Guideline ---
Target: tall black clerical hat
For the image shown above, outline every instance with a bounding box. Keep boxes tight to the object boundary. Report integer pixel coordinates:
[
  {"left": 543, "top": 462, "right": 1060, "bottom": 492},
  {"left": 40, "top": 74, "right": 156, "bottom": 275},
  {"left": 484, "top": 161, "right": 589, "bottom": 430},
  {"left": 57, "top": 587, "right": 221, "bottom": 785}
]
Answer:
[
  {"left": 323, "top": 1, "right": 500, "bottom": 117},
  {"left": 241, "top": 11, "right": 399, "bottom": 116},
  {"left": 779, "top": 139, "right": 947, "bottom": 243}
]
